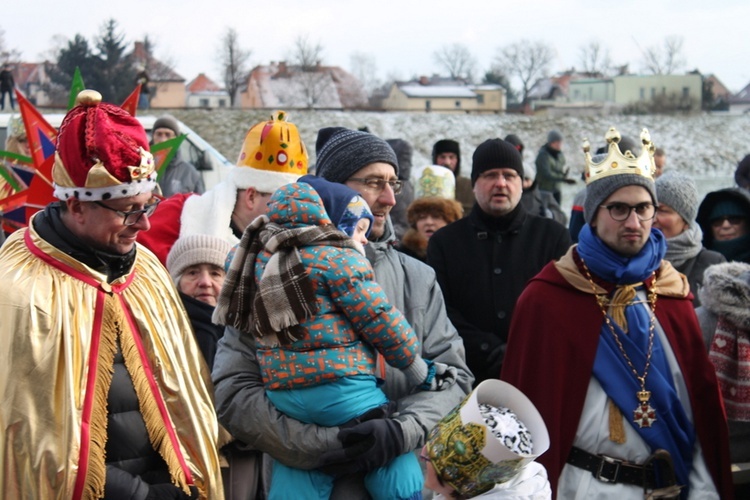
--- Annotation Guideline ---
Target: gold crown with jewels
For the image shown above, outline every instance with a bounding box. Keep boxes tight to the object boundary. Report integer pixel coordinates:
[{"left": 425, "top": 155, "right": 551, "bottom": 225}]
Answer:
[{"left": 583, "top": 127, "right": 656, "bottom": 185}]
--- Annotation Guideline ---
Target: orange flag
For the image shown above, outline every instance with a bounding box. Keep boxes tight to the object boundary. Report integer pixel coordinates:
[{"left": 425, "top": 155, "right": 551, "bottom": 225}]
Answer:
[{"left": 121, "top": 84, "right": 142, "bottom": 117}]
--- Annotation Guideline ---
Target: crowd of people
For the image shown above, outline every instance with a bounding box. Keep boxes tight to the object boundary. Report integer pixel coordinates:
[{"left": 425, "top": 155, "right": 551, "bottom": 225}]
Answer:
[{"left": 1, "top": 87, "right": 749, "bottom": 499}]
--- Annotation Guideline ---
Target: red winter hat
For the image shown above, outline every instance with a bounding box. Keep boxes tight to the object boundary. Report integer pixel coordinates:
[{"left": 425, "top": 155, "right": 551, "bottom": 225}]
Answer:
[{"left": 52, "top": 89, "right": 157, "bottom": 201}]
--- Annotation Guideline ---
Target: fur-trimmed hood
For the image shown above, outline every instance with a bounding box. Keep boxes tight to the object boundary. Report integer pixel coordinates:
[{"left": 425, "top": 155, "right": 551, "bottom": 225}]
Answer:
[{"left": 699, "top": 261, "right": 750, "bottom": 330}]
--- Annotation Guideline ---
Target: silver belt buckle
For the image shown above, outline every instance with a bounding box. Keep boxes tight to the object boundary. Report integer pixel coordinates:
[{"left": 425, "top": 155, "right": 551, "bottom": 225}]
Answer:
[{"left": 596, "top": 454, "right": 622, "bottom": 483}]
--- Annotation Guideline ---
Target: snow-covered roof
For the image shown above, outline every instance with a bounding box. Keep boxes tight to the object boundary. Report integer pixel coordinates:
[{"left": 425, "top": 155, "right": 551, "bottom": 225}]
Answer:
[{"left": 398, "top": 85, "right": 476, "bottom": 98}]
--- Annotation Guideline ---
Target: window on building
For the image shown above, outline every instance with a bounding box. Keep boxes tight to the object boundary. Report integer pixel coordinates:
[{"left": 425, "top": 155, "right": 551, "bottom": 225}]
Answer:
[
  {"left": 219, "top": 99, "right": 226, "bottom": 108},
  {"left": 651, "top": 88, "right": 656, "bottom": 98},
  {"left": 477, "top": 94, "right": 484, "bottom": 104},
  {"left": 455, "top": 100, "right": 461, "bottom": 108},
  {"left": 640, "top": 88, "right": 645, "bottom": 99},
  {"left": 425, "top": 100, "right": 431, "bottom": 111},
  {"left": 199, "top": 98, "right": 209, "bottom": 107},
  {"left": 682, "top": 87, "right": 690, "bottom": 98}
]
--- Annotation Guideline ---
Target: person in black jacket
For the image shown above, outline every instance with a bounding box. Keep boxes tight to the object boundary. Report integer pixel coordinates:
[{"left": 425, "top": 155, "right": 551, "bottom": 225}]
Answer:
[
  {"left": 166, "top": 234, "right": 232, "bottom": 371},
  {"left": 427, "top": 138, "right": 571, "bottom": 385}
]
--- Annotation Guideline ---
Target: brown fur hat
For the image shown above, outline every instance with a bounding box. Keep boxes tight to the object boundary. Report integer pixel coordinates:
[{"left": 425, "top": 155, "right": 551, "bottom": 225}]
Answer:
[{"left": 407, "top": 196, "right": 463, "bottom": 227}]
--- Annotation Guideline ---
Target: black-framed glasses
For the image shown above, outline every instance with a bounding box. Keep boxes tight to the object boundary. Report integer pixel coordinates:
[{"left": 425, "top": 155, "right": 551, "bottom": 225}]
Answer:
[
  {"left": 348, "top": 177, "right": 403, "bottom": 195},
  {"left": 599, "top": 202, "right": 655, "bottom": 222},
  {"left": 93, "top": 198, "right": 161, "bottom": 226}
]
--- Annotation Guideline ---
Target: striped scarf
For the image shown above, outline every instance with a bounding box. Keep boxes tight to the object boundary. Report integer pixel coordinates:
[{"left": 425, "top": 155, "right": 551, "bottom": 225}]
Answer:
[{"left": 213, "top": 215, "right": 357, "bottom": 345}]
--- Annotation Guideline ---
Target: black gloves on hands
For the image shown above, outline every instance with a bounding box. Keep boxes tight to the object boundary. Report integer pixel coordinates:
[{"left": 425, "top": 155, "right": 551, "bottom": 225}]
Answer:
[
  {"left": 318, "top": 417, "right": 405, "bottom": 476},
  {"left": 145, "top": 484, "right": 199, "bottom": 500}
]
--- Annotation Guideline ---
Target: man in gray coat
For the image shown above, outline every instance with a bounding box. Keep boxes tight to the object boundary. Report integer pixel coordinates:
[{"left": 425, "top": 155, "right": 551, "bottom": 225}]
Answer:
[{"left": 212, "top": 127, "right": 473, "bottom": 498}]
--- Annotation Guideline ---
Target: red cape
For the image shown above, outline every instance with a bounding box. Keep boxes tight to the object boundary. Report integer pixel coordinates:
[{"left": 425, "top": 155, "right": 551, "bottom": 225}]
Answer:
[{"left": 501, "top": 260, "right": 734, "bottom": 499}]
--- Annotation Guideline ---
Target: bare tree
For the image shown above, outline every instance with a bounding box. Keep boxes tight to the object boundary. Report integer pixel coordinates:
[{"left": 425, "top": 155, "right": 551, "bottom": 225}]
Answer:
[
  {"left": 286, "top": 34, "right": 330, "bottom": 108},
  {"left": 493, "top": 40, "right": 555, "bottom": 105},
  {"left": 433, "top": 43, "right": 477, "bottom": 82},
  {"left": 349, "top": 51, "right": 379, "bottom": 96},
  {"left": 579, "top": 40, "right": 611, "bottom": 76},
  {"left": 640, "top": 35, "right": 686, "bottom": 75},
  {"left": 0, "top": 28, "right": 22, "bottom": 64},
  {"left": 217, "top": 27, "right": 251, "bottom": 107}
]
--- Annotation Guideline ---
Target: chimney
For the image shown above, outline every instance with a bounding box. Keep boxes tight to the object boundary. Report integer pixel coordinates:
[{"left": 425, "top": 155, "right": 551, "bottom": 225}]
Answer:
[{"left": 419, "top": 75, "right": 429, "bottom": 86}]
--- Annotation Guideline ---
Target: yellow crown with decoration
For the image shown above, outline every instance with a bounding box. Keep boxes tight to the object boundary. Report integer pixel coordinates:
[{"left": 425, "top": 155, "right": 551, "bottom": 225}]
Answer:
[{"left": 583, "top": 127, "right": 656, "bottom": 185}]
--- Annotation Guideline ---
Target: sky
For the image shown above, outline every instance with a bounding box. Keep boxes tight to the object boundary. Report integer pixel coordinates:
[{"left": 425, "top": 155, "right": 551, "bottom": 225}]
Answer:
[{"left": 4, "top": 0, "right": 750, "bottom": 93}]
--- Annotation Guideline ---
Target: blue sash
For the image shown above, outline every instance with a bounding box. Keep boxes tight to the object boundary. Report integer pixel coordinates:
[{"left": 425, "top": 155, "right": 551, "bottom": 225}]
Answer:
[{"left": 579, "top": 225, "right": 696, "bottom": 495}]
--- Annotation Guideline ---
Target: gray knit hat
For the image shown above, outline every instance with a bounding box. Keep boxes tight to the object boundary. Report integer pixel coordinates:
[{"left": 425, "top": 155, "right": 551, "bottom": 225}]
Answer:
[
  {"left": 153, "top": 114, "right": 181, "bottom": 136},
  {"left": 547, "top": 130, "right": 563, "bottom": 143},
  {"left": 166, "top": 234, "right": 233, "bottom": 282},
  {"left": 315, "top": 127, "right": 398, "bottom": 183},
  {"left": 655, "top": 172, "right": 698, "bottom": 224}
]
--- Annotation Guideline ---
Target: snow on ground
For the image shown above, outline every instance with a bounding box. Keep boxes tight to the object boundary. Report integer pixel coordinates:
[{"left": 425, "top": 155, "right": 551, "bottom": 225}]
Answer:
[{"left": 171, "top": 109, "right": 747, "bottom": 214}]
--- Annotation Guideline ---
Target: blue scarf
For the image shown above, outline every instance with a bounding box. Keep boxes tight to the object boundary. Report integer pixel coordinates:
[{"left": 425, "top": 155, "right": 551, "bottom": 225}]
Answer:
[{"left": 578, "top": 224, "right": 695, "bottom": 495}]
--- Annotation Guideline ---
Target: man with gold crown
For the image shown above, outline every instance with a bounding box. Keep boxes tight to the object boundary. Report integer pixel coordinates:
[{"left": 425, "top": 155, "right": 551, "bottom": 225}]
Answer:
[
  {"left": 501, "top": 127, "right": 734, "bottom": 499},
  {"left": 0, "top": 90, "right": 224, "bottom": 499}
]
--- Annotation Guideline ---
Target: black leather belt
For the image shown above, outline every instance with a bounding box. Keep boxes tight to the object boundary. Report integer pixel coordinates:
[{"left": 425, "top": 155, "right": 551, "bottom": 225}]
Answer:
[{"left": 567, "top": 446, "right": 659, "bottom": 489}]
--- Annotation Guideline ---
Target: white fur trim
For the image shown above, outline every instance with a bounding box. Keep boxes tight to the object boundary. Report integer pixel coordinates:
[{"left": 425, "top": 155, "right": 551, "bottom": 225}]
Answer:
[
  {"left": 228, "top": 165, "right": 301, "bottom": 193},
  {"left": 180, "top": 180, "right": 240, "bottom": 246},
  {"left": 53, "top": 175, "right": 157, "bottom": 201}
]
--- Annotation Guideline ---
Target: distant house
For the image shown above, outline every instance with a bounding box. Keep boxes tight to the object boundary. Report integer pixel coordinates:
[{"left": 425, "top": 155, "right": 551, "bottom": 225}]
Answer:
[
  {"left": 238, "top": 61, "right": 368, "bottom": 110},
  {"left": 130, "top": 41, "right": 186, "bottom": 109},
  {"left": 186, "top": 73, "right": 229, "bottom": 109},
  {"left": 729, "top": 81, "right": 750, "bottom": 114},
  {"left": 380, "top": 76, "right": 505, "bottom": 113},
  {"left": 10, "top": 61, "right": 58, "bottom": 106}
]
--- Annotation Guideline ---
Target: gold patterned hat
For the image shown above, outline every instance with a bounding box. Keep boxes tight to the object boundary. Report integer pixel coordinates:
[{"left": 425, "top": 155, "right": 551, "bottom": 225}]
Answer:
[
  {"left": 424, "top": 379, "right": 549, "bottom": 498},
  {"left": 233, "top": 110, "right": 307, "bottom": 193},
  {"left": 53, "top": 90, "right": 156, "bottom": 201},
  {"left": 411, "top": 164, "right": 456, "bottom": 199}
]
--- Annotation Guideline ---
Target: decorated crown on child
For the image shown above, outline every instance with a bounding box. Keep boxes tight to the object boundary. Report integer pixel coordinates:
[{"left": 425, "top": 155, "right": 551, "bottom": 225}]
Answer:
[{"left": 583, "top": 127, "right": 656, "bottom": 185}]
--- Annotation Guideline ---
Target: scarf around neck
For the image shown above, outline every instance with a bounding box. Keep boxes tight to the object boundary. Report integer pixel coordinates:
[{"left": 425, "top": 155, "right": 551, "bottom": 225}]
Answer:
[
  {"left": 664, "top": 224, "right": 703, "bottom": 268},
  {"left": 213, "top": 215, "right": 357, "bottom": 345},
  {"left": 577, "top": 224, "right": 695, "bottom": 494}
]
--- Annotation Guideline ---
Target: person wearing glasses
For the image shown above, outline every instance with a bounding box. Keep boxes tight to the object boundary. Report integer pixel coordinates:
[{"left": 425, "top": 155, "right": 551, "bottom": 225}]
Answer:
[
  {"left": 426, "top": 138, "right": 571, "bottom": 385},
  {"left": 0, "top": 90, "right": 224, "bottom": 499},
  {"left": 696, "top": 187, "right": 750, "bottom": 264},
  {"left": 213, "top": 126, "right": 473, "bottom": 498},
  {"left": 501, "top": 128, "right": 733, "bottom": 499}
]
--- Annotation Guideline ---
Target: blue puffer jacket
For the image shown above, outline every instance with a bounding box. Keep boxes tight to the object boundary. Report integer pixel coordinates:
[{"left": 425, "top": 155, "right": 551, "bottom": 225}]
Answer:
[{"left": 256, "top": 183, "right": 420, "bottom": 390}]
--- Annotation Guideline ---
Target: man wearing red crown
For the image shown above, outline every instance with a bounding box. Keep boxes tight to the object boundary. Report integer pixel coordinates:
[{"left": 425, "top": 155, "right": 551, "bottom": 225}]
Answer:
[
  {"left": 502, "top": 128, "right": 733, "bottom": 499},
  {"left": 0, "top": 90, "right": 224, "bottom": 499}
]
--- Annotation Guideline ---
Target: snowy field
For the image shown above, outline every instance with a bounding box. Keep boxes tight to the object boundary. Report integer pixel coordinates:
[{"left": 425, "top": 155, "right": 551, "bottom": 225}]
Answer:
[{"left": 169, "top": 109, "right": 745, "bottom": 215}]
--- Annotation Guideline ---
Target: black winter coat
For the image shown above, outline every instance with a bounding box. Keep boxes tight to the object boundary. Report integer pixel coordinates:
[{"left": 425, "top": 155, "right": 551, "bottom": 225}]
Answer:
[
  {"left": 427, "top": 203, "right": 571, "bottom": 384},
  {"left": 180, "top": 291, "right": 225, "bottom": 371}
]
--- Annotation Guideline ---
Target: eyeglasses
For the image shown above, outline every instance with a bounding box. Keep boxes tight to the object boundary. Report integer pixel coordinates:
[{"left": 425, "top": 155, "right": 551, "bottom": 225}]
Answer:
[
  {"left": 348, "top": 177, "right": 403, "bottom": 195},
  {"left": 477, "top": 171, "right": 520, "bottom": 183},
  {"left": 711, "top": 216, "right": 745, "bottom": 227},
  {"left": 93, "top": 198, "right": 161, "bottom": 225},
  {"left": 599, "top": 202, "right": 655, "bottom": 221}
]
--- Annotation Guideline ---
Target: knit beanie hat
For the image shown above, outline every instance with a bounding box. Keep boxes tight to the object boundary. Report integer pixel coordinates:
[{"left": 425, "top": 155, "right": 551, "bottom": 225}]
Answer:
[
  {"left": 431, "top": 139, "right": 461, "bottom": 176},
  {"left": 299, "top": 174, "right": 374, "bottom": 237},
  {"left": 471, "top": 138, "right": 524, "bottom": 184},
  {"left": 709, "top": 198, "right": 748, "bottom": 221},
  {"left": 153, "top": 114, "right": 180, "bottom": 136},
  {"left": 655, "top": 172, "right": 698, "bottom": 224},
  {"left": 547, "top": 130, "right": 563, "bottom": 143},
  {"left": 736, "top": 154, "right": 750, "bottom": 189},
  {"left": 386, "top": 138, "right": 413, "bottom": 180},
  {"left": 53, "top": 89, "right": 157, "bottom": 201},
  {"left": 166, "top": 233, "right": 233, "bottom": 282},
  {"left": 504, "top": 134, "right": 524, "bottom": 155},
  {"left": 315, "top": 127, "right": 398, "bottom": 183}
]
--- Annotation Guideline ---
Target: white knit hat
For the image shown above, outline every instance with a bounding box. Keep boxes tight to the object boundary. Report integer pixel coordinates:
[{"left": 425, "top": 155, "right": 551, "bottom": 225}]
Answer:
[{"left": 166, "top": 234, "right": 233, "bottom": 282}]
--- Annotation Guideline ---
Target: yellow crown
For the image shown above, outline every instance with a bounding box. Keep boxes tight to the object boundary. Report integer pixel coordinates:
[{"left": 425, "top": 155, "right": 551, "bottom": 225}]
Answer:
[{"left": 583, "top": 127, "right": 656, "bottom": 185}]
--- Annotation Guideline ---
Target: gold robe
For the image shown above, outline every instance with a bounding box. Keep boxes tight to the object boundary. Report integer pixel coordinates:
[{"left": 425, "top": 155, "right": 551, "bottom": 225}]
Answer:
[{"left": 0, "top": 222, "right": 224, "bottom": 499}]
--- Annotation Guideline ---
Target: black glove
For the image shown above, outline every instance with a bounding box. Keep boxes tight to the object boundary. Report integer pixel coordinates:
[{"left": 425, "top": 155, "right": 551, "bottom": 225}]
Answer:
[
  {"left": 339, "top": 401, "right": 397, "bottom": 429},
  {"left": 317, "top": 418, "right": 405, "bottom": 476},
  {"left": 564, "top": 177, "right": 577, "bottom": 184},
  {"left": 146, "top": 484, "right": 199, "bottom": 500}
]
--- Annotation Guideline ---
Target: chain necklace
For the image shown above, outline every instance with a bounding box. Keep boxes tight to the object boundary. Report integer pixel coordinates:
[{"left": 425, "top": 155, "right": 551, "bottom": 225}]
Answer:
[{"left": 580, "top": 257, "right": 659, "bottom": 428}]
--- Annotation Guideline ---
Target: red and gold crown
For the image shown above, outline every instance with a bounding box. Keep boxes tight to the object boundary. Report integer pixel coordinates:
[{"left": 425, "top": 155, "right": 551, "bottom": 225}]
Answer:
[
  {"left": 233, "top": 110, "right": 307, "bottom": 192},
  {"left": 583, "top": 127, "right": 656, "bottom": 185},
  {"left": 53, "top": 90, "right": 156, "bottom": 201}
]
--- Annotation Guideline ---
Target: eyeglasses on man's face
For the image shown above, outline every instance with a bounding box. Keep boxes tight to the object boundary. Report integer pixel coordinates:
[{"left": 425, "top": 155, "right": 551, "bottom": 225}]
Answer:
[
  {"left": 93, "top": 197, "right": 161, "bottom": 225},
  {"left": 599, "top": 202, "right": 655, "bottom": 222},
  {"left": 348, "top": 177, "right": 403, "bottom": 195}
]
